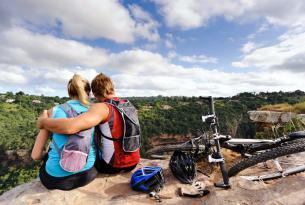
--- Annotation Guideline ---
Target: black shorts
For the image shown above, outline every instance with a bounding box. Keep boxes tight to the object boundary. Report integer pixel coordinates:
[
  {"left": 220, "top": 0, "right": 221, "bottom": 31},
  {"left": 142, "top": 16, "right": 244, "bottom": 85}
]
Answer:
[
  {"left": 39, "top": 154, "right": 97, "bottom": 190},
  {"left": 94, "top": 158, "right": 137, "bottom": 174}
]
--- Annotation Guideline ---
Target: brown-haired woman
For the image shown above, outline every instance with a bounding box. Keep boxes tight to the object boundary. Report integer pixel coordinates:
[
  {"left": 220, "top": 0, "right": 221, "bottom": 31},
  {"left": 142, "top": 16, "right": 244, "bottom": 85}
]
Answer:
[
  {"left": 37, "top": 73, "right": 140, "bottom": 174},
  {"left": 32, "top": 74, "right": 97, "bottom": 190}
]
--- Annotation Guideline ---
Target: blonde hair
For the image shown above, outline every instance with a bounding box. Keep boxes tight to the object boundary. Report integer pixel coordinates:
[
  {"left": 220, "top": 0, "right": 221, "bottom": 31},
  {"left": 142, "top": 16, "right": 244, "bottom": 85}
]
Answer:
[
  {"left": 67, "top": 74, "right": 91, "bottom": 106},
  {"left": 91, "top": 73, "right": 114, "bottom": 99}
]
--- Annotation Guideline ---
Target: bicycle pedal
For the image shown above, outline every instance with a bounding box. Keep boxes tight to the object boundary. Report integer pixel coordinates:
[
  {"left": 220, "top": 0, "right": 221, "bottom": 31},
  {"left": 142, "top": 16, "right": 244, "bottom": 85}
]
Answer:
[{"left": 208, "top": 155, "right": 224, "bottom": 163}]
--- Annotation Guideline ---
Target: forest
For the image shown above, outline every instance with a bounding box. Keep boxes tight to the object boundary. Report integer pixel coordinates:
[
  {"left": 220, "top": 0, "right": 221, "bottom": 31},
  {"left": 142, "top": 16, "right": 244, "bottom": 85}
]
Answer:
[{"left": 1, "top": 90, "right": 305, "bottom": 194}]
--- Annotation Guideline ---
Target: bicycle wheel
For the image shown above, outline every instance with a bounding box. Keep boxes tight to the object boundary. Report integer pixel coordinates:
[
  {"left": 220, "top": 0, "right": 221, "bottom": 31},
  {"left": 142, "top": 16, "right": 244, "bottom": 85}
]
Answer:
[
  {"left": 146, "top": 144, "right": 205, "bottom": 159},
  {"left": 228, "top": 138, "right": 305, "bottom": 180},
  {"left": 246, "top": 134, "right": 305, "bottom": 153}
]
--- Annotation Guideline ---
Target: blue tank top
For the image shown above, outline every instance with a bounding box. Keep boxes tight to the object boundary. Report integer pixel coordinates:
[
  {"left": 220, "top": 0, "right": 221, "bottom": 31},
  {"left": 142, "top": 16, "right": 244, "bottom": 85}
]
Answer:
[{"left": 46, "top": 100, "right": 96, "bottom": 177}]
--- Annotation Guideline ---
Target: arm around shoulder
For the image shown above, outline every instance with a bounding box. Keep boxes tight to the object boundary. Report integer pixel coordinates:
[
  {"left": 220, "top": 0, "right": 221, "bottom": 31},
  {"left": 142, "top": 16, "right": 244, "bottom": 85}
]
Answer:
[
  {"left": 69, "top": 103, "right": 109, "bottom": 132},
  {"left": 40, "top": 103, "right": 109, "bottom": 134}
]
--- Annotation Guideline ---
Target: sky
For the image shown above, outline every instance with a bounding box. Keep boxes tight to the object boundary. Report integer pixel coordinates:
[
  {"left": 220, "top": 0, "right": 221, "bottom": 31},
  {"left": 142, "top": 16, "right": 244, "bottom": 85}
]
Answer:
[{"left": 0, "top": 0, "right": 305, "bottom": 97}]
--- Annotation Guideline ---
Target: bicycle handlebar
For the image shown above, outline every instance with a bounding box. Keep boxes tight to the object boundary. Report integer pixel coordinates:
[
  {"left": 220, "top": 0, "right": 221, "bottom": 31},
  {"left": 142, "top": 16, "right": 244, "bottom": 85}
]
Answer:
[{"left": 199, "top": 96, "right": 215, "bottom": 115}]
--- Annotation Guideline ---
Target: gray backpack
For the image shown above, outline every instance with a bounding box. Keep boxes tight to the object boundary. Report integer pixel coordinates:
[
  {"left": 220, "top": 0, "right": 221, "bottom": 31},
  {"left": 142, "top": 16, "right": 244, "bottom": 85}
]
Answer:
[
  {"left": 52, "top": 103, "right": 94, "bottom": 172},
  {"left": 98, "top": 99, "right": 141, "bottom": 152}
]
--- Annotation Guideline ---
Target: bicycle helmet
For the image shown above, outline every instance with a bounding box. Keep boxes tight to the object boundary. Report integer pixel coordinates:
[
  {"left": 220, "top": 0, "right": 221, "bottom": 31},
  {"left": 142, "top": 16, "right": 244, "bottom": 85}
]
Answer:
[
  {"left": 130, "top": 166, "right": 165, "bottom": 192},
  {"left": 170, "top": 150, "right": 197, "bottom": 184}
]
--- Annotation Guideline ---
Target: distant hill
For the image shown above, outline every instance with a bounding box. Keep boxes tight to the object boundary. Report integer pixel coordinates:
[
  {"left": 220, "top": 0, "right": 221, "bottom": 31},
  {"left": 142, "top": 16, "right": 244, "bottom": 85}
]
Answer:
[{"left": 0, "top": 90, "right": 305, "bottom": 194}]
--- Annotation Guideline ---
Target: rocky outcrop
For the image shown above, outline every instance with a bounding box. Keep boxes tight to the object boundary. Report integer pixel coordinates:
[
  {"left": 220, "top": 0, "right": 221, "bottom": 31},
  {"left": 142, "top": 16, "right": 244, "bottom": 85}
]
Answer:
[
  {"left": 1, "top": 149, "right": 32, "bottom": 167},
  {"left": 1, "top": 155, "right": 305, "bottom": 205},
  {"left": 248, "top": 111, "right": 305, "bottom": 124}
]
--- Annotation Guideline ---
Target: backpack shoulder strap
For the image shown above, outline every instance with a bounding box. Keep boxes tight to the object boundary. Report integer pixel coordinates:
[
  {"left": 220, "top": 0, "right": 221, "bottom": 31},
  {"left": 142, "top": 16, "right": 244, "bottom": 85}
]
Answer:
[
  {"left": 58, "top": 103, "right": 80, "bottom": 118},
  {"left": 105, "top": 99, "right": 140, "bottom": 127},
  {"left": 51, "top": 103, "right": 79, "bottom": 155},
  {"left": 52, "top": 137, "right": 61, "bottom": 156},
  {"left": 115, "top": 100, "right": 140, "bottom": 125},
  {"left": 97, "top": 101, "right": 122, "bottom": 142}
]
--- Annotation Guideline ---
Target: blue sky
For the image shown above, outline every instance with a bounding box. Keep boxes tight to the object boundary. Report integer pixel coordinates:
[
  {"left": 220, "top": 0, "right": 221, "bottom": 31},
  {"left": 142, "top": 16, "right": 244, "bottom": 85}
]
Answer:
[{"left": 0, "top": 0, "right": 305, "bottom": 97}]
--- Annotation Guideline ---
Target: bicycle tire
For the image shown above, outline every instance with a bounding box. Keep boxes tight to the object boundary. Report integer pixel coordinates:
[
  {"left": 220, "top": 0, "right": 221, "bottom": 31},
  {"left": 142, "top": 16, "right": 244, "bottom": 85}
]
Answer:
[
  {"left": 246, "top": 135, "right": 305, "bottom": 153},
  {"left": 228, "top": 138, "right": 305, "bottom": 179},
  {"left": 146, "top": 144, "right": 204, "bottom": 158}
]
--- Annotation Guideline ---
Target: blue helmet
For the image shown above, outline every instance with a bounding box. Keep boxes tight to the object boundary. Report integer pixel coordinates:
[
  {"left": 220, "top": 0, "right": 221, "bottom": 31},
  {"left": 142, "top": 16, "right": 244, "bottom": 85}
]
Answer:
[{"left": 130, "top": 166, "right": 165, "bottom": 192}]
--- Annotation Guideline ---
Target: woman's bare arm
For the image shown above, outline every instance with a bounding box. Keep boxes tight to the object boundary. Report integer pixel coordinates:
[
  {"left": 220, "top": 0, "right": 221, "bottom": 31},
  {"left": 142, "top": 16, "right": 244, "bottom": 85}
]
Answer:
[
  {"left": 37, "top": 103, "right": 109, "bottom": 134},
  {"left": 31, "top": 129, "right": 50, "bottom": 161}
]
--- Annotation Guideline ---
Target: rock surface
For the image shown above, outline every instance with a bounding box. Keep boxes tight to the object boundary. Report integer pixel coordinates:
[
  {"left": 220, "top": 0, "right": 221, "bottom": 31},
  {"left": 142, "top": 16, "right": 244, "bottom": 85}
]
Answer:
[
  {"left": 248, "top": 111, "right": 305, "bottom": 123},
  {"left": 1, "top": 156, "right": 305, "bottom": 205}
]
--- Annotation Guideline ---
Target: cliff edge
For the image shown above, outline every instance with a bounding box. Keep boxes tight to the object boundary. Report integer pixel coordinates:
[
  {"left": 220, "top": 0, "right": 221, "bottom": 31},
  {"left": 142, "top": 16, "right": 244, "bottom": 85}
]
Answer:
[{"left": 1, "top": 157, "right": 305, "bottom": 205}]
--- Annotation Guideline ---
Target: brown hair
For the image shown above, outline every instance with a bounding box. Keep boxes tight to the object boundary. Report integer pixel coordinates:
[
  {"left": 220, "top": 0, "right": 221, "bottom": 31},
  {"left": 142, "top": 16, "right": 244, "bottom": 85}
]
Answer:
[
  {"left": 91, "top": 73, "right": 114, "bottom": 99},
  {"left": 67, "top": 74, "right": 91, "bottom": 106}
]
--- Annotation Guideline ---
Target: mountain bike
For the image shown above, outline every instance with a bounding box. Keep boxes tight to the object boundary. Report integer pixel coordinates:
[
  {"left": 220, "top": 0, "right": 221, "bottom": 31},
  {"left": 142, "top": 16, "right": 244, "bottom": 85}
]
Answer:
[{"left": 146, "top": 97, "right": 305, "bottom": 188}]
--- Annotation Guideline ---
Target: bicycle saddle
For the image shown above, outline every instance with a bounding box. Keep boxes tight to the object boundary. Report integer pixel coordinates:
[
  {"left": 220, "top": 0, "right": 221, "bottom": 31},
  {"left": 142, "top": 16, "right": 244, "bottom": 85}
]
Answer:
[{"left": 288, "top": 131, "right": 305, "bottom": 138}]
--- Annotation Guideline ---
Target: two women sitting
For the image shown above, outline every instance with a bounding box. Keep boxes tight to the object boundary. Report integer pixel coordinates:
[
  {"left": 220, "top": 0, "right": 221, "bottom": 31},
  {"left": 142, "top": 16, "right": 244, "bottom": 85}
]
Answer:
[{"left": 32, "top": 73, "right": 140, "bottom": 190}]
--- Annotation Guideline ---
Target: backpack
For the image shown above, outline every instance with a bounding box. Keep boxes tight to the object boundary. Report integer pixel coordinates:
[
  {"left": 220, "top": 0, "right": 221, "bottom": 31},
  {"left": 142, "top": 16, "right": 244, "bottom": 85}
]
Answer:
[
  {"left": 52, "top": 103, "right": 94, "bottom": 172},
  {"left": 98, "top": 99, "right": 141, "bottom": 152}
]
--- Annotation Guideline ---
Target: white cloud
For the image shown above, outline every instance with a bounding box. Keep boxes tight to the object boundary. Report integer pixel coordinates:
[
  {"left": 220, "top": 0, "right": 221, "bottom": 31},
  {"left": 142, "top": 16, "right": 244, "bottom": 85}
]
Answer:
[
  {"left": 167, "top": 51, "right": 218, "bottom": 64},
  {"left": 0, "top": 27, "right": 108, "bottom": 68},
  {"left": 247, "top": 23, "right": 270, "bottom": 40},
  {"left": 153, "top": 0, "right": 305, "bottom": 30},
  {"left": 233, "top": 28, "right": 305, "bottom": 72},
  {"left": 165, "top": 33, "right": 174, "bottom": 49},
  {"left": 0, "top": 66, "right": 100, "bottom": 97},
  {"left": 43, "top": 67, "right": 99, "bottom": 84},
  {"left": 129, "top": 4, "right": 160, "bottom": 42},
  {"left": 165, "top": 40, "right": 174, "bottom": 49},
  {"left": 1, "top": 46, "right": 305, "bottom": 97},
  {"left": 142, "top": 43, "right": 159, "bottom": 51},
  {"left": 106, "top": 49, "right": 305, "bottom": 97},
  {"left": 0, "top": 64, "right": 27, "bottom": 84},
  {"left": 35, "top": 86, "right": 56, "bottom": 94},
  {"left": 241, "top": 41, "right": 257, "bottom": 54},
  {"left": 107, "top": 49, "right": 169, "bottom": 75},
  {"left": 43, "top": 69, "right": 75, "bottom": 84},
  {"left": 178, "top": 54, "right": 218, "bottom": 64},
  {"left": 258, "top": 23, "right": 269, "bottom": 33},
  {"left": 0, "top": 26, "right": 104, "bottom": 96},
  {"left": 1, "top": 0, "right": 159, "bottom": 43},
  {"left": 0, "top": 23, "right": 304, "bottom": 97},
  {"left": 167, "top": 51, "right": 177, "bottom": 59}
]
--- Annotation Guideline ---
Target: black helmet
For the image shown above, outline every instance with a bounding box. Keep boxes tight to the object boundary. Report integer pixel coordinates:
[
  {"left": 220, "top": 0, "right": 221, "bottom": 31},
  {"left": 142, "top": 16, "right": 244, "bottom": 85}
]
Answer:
[{"left": 169, "top": 151, "right": 197, "bottom": 184}]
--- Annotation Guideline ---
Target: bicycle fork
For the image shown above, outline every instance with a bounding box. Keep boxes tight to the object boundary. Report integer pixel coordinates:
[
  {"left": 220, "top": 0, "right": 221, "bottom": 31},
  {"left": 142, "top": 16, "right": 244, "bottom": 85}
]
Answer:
[
  {"left": 213, "top": 138, "right": 231, "bottom": 189},
  {"left": 207, "top": 134, "right": 231, "bottom": 188}
]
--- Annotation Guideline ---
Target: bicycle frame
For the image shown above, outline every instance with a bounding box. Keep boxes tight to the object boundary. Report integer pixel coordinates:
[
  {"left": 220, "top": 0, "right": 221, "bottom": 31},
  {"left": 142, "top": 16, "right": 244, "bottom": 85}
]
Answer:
[{"left": 201, "top": 96, "right": 231, "bottom": 189}]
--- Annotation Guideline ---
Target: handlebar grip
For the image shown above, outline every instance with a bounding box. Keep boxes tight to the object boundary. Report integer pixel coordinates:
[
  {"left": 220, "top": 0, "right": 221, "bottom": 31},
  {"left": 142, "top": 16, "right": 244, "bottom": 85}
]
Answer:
[{"left": 199, "top": 96, "right": 213, "bottom": 100}]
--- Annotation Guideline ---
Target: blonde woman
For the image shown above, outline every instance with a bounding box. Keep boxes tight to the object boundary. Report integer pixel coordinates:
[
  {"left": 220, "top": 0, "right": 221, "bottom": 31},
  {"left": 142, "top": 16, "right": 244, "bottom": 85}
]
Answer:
[{"left": 31, "top": 74, "right": 97, "bottom": 190}]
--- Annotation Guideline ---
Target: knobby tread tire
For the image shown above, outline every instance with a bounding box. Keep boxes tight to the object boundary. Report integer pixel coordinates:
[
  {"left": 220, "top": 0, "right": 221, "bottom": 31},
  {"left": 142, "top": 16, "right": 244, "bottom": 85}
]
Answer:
[
  {"left": 228, "top": 138, "right": 305, "bottom": 177},
  {"left": 247, "top": 136, "right": 305, "bottom": 153}
]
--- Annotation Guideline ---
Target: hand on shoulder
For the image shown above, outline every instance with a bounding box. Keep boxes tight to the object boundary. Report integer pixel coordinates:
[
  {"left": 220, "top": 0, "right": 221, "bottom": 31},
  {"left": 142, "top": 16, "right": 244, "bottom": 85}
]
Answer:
[
  {"left": 37, "top": 110, "right": 48, "bottom": 129},
  {"left": 89, "top": 102, "right": 109, "bottom": 119}
]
